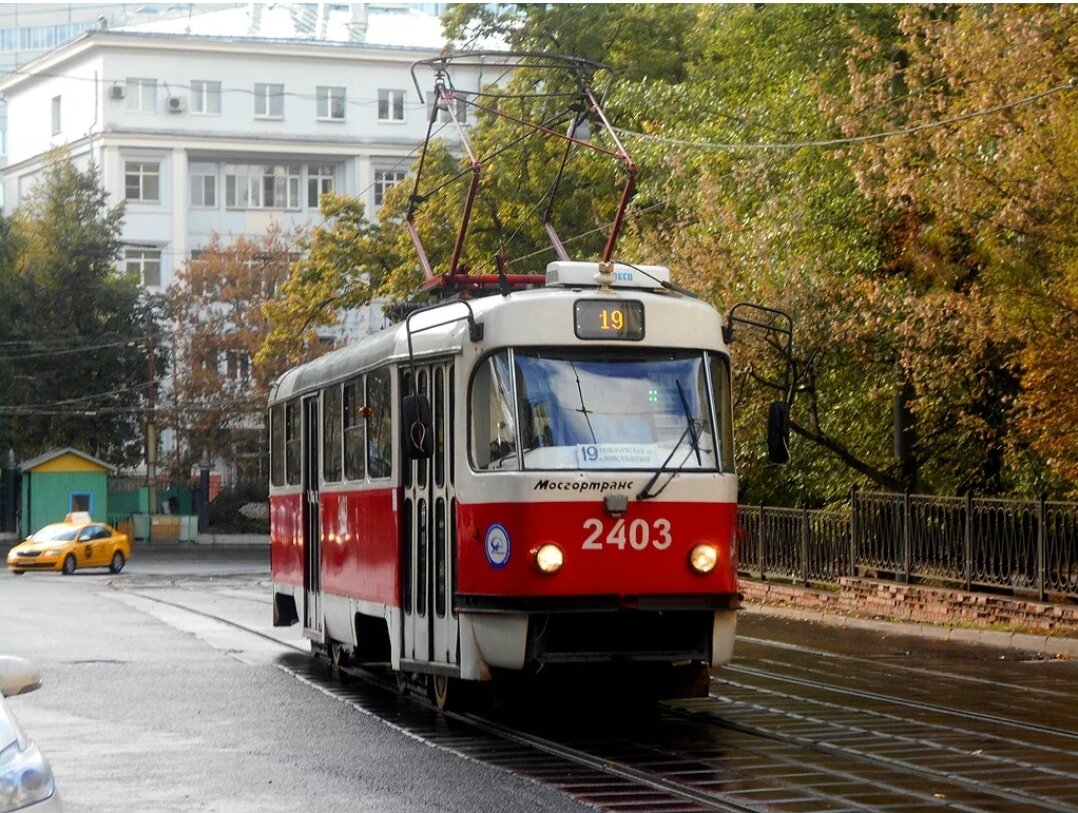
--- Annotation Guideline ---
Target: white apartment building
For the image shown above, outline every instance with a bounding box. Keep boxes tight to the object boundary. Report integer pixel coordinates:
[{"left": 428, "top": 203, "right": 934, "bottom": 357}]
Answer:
[
  {"left": 0, "top": 4, "right": 471, "bottom": 303},
  {"left": 0, "top": 4, "right": 475, "bottom": 486}
]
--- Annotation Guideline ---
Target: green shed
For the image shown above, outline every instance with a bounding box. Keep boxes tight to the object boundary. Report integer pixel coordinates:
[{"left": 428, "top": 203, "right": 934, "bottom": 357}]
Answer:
[{"left": 20, "top": 448, "right": 115, "bottom": 536}]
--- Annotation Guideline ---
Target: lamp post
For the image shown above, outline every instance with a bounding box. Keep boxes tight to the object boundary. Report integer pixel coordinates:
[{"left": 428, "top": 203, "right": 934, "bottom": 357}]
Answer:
[{"left": 197, "top": 452, "right": 210, "bottom": 533}]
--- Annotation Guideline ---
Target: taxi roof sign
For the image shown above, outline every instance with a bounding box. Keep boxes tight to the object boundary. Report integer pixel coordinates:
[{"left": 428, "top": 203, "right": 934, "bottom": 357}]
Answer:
[{"left": 65, "top": 511, "right": 92, "bottom": 524}]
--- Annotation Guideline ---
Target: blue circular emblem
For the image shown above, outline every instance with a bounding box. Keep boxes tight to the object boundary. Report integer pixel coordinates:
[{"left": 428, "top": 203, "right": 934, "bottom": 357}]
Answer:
[{"left": 485, "top": 524, "right": 511, "bottom": 569}]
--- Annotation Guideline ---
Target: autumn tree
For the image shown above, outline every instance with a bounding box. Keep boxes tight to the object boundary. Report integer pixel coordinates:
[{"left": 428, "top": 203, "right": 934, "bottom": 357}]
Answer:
[
  {"left": 260, "top": 192, "right": 398, "bottom": 366},
  {"left": 838, "top": 4, "right": 1078, "bottom": 496},
  {"left": 264, "top": 4, "right": 1077, "bottom": 501},
  {"left": 166, "top": 226, "right": 300, "bottom": 482}
]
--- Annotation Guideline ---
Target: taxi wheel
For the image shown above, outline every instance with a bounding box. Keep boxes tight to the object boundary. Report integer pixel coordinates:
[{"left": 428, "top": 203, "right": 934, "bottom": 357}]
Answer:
[
  {"left": 11, "top": 570, "right": 23, "bottom": 576},
  {"left": 61, "top": 554, "right": 77, "bottom": 575},
  {"left": 109, "top": 551, "right": 126, "bottom": 574}
]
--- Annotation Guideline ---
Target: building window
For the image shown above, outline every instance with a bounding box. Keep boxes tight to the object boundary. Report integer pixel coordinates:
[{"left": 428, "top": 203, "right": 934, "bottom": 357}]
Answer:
[
  {"left": 427, "top": 95, "right": 468, "bottom": 124},
  {"left": 51, "top": 95, "right": 61, "bottom": 134},
  {"left": 307, "top": 164, "right": 335, "bottom": 208},
  {"left": 254, "top": 83, "right": 284, "bottom": 118},
  {"left": 126, "top": 248, "right": 162, "bottom": 288},
  {"left": 378, "top": 89, "right": 405, "bottom": 122},
  {"left": 316, "top": 86, "right": 346, "bottom": 121},
  {"left": 225, "top": 351, "right": 251, "bottom": 382},
  {"left": 125, "top": 161, "right": 160, "bottom": 202},
  {"left": 225, "top": 163, "right": 300, "bottom": 210},
  {"left": 125, "top": 78, "right": 157, "bottom": 112},
  {"left": 190, "top": 162, "right": 217, "bottom": 207},
  {"left": 374, "top": 169, "right": 406, "bottom": 206},
  {"left": 191, "top": 80, "right": 221, "bottom": 115}
]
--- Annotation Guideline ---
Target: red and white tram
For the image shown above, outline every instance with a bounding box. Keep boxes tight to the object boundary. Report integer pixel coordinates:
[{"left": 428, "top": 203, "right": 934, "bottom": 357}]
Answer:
[{"left": 269, "top": 259, "right": 744, "bottom": 704}]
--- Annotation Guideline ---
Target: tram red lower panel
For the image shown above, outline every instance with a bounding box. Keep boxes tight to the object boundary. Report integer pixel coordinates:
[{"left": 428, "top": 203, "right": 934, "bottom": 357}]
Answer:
[
  {"left": 270, "top": 489, "right": 400, "bottom": 607},
  {"left": 456, "top": 500, "right": 737, "bottom": 599},
  {"left": 318, "top": 489, "right": 400, "bottom": 605},
  {"left": 270, "top": 493, "right": 303, "bottom": 586}
]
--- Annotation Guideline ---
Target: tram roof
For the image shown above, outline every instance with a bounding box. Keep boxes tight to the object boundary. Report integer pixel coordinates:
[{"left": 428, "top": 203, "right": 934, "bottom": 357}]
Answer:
[{"left": 269, "top": 262, "right": 727, "bottom": 405}]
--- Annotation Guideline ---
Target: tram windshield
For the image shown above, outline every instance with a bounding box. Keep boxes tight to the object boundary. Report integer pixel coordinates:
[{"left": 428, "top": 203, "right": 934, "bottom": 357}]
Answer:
[{"left": 470, "top": 348, "right": 735, "bottom": 472}]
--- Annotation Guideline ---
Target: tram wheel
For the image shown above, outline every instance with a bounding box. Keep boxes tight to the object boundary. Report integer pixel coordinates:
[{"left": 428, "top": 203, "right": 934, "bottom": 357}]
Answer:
[
  {"left": 328, "top": 641, "right": 347, "bottom": 670},
  {"left": 395, "top": 671, "right": 409, "bottom": 696},
  {"left": 429, "top": 674, "right": 451, "bottom": 710}
]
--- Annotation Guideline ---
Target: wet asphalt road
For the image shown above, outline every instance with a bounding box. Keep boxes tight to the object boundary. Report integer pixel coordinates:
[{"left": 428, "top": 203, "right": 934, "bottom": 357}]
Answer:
[
  {"left": 3, "top": 544, "right": 1076, "bottom": 812},
  {"left": 1, "top": 545, "right": 590, "bottom": 813}
]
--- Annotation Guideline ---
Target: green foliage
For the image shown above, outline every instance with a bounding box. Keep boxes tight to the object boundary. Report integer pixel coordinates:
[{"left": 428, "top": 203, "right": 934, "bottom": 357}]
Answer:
[
  {"left": 261, "top": 192, "right": 396, "bottom": 365},
  {"left": 266, "top": 4, "right": 1076, "bottom": 501},
  {"left": 0, "top": 155, "right": 152, "bottom": 465}
]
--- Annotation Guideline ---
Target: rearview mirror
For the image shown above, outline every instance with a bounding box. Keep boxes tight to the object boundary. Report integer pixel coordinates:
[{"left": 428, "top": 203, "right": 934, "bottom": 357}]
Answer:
[
  {"left": 0, "top": 656, "right": 42, "bottom": 698},
  {"left": 402, "top": 394, "right": 434, "bottom": 459},
  {"left": 767, "top": 400, "right": 790, "bottom": 465}
]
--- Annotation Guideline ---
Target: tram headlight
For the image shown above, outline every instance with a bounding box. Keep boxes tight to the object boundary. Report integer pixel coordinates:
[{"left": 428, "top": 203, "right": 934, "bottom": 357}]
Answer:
[
  {"left": 689, "top": 543, "right": 719, "bottom": 574},
  {"left": 534, "top": 543, "right": 564, "bottom": 575}
]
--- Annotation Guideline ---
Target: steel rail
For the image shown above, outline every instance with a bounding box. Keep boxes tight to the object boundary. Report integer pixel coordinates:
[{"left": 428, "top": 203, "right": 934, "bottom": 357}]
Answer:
[
  {"left": 724, "top": 660, "right": 1078, "bottom": 741},
  {"left": 736, "top": 634, "right": 1077, "bottom": 699}
]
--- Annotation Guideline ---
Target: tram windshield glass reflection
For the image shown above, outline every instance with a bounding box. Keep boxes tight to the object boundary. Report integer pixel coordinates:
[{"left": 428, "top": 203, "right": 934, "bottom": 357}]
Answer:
[{"left": 472, "top": 348, "right": 733, "bottom": 472}]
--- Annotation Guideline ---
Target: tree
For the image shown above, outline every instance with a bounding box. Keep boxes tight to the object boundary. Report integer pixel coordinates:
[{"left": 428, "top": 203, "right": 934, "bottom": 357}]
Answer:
[
  {"left": 166, "top": 226, "right": 300, "bottom": 482},
  {"left": 0, "top": 154, "right": 153, "bottom": 465},
  {"left": 838, "top": 4, "right": 1078, "bottom": 496},
  {"left": 260, "top": 193, "right": 397, "bottom": 367}
]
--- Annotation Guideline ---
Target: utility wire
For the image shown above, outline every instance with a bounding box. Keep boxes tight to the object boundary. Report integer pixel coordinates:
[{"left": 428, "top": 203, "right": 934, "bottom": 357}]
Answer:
[{"left": 614, "top": 79, "right": 1076, "bottom": 152}]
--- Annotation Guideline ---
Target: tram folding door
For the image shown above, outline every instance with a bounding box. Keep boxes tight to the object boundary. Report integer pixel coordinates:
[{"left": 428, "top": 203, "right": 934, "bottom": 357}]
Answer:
[
  {"left": 401, "top": 361, "right": 458, "bottom": 672},
  {"left": 302, "top": 395, "right": 323, "bottom": 642}
]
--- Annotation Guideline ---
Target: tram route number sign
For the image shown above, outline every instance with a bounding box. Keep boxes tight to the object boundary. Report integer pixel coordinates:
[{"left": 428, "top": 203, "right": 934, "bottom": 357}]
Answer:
[{"left": 574, "top": 300, "right": 645, "bottom": 341}]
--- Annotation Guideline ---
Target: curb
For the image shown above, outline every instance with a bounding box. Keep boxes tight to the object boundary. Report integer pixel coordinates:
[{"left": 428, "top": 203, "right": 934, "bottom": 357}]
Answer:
[{"left": 742, "top": 602, "right": 1078, "bottom": 658}]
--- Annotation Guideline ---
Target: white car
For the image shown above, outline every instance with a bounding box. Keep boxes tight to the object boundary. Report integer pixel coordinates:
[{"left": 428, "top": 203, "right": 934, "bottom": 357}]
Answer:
[{"left": 0, "top": 657, "right": 62, "bottom": 812}]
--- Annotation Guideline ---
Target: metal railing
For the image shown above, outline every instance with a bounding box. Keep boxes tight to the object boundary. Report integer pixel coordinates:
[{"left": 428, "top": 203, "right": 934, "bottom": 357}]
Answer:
[{"left": 738, "top": 489, "right": 1078, "bottom": 601}]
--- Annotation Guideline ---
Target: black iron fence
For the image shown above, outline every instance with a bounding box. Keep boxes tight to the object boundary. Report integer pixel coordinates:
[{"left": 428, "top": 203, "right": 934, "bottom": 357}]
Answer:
[{"left": 738, "top": 489, "right": 1078, "bottom": 601}]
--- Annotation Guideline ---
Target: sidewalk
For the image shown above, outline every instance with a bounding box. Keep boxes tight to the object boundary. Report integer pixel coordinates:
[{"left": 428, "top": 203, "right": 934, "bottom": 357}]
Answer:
[{"left": 740, "top": 577, "right": 1078, "bottom": 658}]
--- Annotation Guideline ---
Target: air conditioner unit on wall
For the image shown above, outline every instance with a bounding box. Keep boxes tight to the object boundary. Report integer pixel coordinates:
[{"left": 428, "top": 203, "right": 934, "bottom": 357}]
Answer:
[
  {"left": 167, "top": 95, "right": 187, "bottom": 113},
  {"left": 109, "top": 85, "right": 125, "bottom": 100}
]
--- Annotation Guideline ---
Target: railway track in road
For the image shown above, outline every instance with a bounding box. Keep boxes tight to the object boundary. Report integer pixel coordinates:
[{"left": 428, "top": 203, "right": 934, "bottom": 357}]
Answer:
[{"left": 115, "top": 577, "right": 1078, "bottom": 813}]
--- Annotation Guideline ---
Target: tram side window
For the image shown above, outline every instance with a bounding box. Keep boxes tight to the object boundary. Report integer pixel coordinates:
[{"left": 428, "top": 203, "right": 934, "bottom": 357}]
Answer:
[
  {"left": 710, "top": 355, "right": 736, "bottom": 473},
  {"left": 343, "top": 378, "right": 366, "bottom": 481},
  {"left": 367, "top": 368, "right": 392, "bottom": 479},
  {"left": 470, "top": 351, "right": 518, "bottom": 471},
  {"left": 323, "top": 384, "right": 343, "bottom": 483},
  {"left": 270, "top": 403, "right": 285, "bottom": 487},
  {"left": 285, "top": 400, "right": 302, "bottom": 485}
]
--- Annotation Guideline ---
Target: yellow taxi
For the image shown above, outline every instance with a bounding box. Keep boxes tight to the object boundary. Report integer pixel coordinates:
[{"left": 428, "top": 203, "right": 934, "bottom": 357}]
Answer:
[{"left": 6, "top": 513, "right": 131, "bottom": 576}]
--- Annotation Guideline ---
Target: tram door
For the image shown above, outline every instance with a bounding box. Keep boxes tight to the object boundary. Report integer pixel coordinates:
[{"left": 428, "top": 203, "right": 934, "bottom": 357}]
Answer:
[
  {"left": 302, "top": 395, "right": 323, "bottom": 641},
  {"left": 402, "top": 361, "right": 458, "bottom": 668}
]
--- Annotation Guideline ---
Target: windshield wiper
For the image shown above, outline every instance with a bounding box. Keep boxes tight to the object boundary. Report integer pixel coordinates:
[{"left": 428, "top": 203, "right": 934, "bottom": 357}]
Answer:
[
  {"left": 636, "top": 424, "right": 695, "bottom": 500},
  {"left": 676, "top": 380, "right": 702, "bottom": 466},
  {"left": 637, "top": 381, "right": 709, "bottom": 500}
]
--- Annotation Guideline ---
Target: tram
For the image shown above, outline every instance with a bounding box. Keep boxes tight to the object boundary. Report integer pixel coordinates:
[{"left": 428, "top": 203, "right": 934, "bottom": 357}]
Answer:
[
  {"left": 269, "top": 260, "right": 753, "bottom": 702},
  {"left": 269, "top": 52, "right": 789, "bottom": 707}
]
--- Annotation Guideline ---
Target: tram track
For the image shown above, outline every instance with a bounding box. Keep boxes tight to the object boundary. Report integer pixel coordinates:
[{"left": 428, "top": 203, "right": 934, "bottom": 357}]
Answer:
[
  {"left": 722, "top": 662, "right": 1078, "bottom": 742},
  {"left": 114, "top": 578, "right": 1078, "bottom": 813}
]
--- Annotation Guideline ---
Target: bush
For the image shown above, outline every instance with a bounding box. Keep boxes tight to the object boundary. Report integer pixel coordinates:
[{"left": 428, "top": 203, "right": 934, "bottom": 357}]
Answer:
[{"left": 208, "top": 484, "right": 269, "bottom": 534}]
